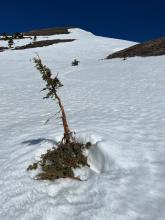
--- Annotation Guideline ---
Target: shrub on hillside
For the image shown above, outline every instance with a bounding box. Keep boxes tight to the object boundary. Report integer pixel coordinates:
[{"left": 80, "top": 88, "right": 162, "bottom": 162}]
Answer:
[
  {"left": 8, "top": 38, "right": 14, "bottom": 48},
  {"left": 72, "top": 59, "right": 80, "bottom": 66}
]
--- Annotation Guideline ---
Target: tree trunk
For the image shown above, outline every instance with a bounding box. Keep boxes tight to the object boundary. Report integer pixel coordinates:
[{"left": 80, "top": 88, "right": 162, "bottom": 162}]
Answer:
[{"left": 55, "top": 92, "right": 71, "bottom": 143}]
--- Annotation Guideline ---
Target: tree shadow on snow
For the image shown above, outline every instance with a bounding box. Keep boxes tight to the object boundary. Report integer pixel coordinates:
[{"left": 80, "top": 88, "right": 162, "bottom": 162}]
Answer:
[{"left": 21, "top": 138, "right": 58, "bottom": 146}]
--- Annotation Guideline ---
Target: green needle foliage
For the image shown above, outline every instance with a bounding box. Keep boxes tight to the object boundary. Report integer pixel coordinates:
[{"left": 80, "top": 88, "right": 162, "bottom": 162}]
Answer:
[
  {"left": 33, "top": 55, "right": 63, "bottom": 99},
  {"left": 27, "top": 141, "right": 92, "bottom": 181}
]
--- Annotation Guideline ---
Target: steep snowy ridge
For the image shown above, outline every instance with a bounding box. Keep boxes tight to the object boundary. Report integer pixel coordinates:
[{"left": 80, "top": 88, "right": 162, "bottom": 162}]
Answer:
[{"left": 0, "top": 28, "right": 165, "bottom": 220}]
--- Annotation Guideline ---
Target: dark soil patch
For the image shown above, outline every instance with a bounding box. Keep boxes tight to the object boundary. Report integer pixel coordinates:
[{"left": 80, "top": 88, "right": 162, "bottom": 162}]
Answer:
[
  {"left": 27, "top": 141, "right": 92, "bottom": 181},
  {"left": 106, "top": 37, "right": 165, "bottom": 59},
  {"left": 0, "top": 36, "right": 32, "bottom": 41},
  {"left": 15, "top": 39, "right": 75, "bottom": 50},
  {"left": 24, "top": 27, "right": 71, "bottom": 36}
]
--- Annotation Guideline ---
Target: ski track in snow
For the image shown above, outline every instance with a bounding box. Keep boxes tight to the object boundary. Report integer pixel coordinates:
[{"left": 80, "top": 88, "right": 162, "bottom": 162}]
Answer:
[{"left": 0, "top": 28, "right": 165, "bottom": 220}]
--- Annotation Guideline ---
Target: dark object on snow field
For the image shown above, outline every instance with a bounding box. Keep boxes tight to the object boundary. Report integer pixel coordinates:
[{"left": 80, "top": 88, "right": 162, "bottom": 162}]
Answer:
[
  {"left": 107, "top": 37, "right": 165, "bottom": 59},
  {"left": 8, "top": 38, "right": 14, "bottom": 48},
  {"left": 72, "top": 59, "right": 80, "bottom": 66}
]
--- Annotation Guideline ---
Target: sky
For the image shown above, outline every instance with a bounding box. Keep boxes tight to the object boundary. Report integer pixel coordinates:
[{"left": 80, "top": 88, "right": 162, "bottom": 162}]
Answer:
[{"left": 0, "top": 0, "right": 164, "bottom": 42}]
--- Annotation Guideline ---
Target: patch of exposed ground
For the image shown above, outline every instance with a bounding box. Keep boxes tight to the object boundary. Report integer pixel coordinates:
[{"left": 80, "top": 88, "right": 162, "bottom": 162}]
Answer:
[
  {"left": 107, "top": 37, "right": 165, "bottom": 59},
  {"left": 15, "top": 39, "right": 75, "bottom": 50},
  {"left": 23, "top": 27, "right": 71, "bottom": 36},
  {"left": 0, "top": 36, "right": 32, "bottom": 41}
]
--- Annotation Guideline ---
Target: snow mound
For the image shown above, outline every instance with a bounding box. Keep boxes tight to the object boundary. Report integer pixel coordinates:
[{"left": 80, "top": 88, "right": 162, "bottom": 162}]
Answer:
[{"left": 88, "top": 141, "right": 111, "bottom": 173}]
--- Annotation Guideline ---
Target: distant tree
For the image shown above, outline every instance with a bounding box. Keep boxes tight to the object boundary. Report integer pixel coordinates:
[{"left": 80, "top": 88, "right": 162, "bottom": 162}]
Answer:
[
  {"left": 33, "top": 55, "right": 73, "bottom": 144},
  {"left": 33, "top": 35, "right": 37, "bottom": 42},
  {"left": 13, "top": 32, "right": 24, "bottom": 39},
  {"left": 13, "top": 32, "right": 19, "bottom": 39},
  {"left": 123, "top": 56, "right": 127, "bottom": 61},
  {"left": 18, "top": 33, "right": 24, "bottom": 38},
  {"left": 72, "top": 59, "right": 80, "bottom": 66},
  {"left": 8, "top": 38, "right": 14, "bottom": 48}
]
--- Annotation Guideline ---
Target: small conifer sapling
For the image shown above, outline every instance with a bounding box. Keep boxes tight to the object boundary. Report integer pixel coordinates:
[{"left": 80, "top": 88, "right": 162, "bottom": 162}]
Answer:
[{"left": 72, "top": 59, "right": 80, "bottom": 66}]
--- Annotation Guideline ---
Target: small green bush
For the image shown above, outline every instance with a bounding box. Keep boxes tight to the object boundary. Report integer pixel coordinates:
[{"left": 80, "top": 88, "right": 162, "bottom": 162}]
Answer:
[{"left": 72, "top": 59, "right": 80, "bottom": 66}]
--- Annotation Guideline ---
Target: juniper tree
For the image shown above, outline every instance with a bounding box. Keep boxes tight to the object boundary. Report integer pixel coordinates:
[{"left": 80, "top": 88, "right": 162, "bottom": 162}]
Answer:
[{"left": 33, "top": 55, "right": 73, "bottom": 144}]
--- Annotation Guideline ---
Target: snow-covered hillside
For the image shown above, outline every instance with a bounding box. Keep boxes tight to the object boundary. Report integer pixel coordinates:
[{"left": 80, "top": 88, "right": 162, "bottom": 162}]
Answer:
[{"left": 0, "top": 28, "right": 165, "bottom": 220}]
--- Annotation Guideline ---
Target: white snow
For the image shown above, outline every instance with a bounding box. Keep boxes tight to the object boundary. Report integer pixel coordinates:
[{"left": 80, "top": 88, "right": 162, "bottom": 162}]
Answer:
[{"left": 0, "top": 28, "right": 165, "bottom": 220}]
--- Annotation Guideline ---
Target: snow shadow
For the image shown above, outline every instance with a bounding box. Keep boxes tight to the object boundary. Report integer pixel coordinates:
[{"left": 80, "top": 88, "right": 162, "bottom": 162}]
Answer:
[{"left": 21, "top": 138, "right": 57, "bottom": 146}]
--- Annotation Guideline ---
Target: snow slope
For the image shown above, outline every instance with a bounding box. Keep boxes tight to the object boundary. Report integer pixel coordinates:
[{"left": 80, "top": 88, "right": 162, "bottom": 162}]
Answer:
[{"left": 0, "top": 28, "right": 165, "bottom": 220}]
